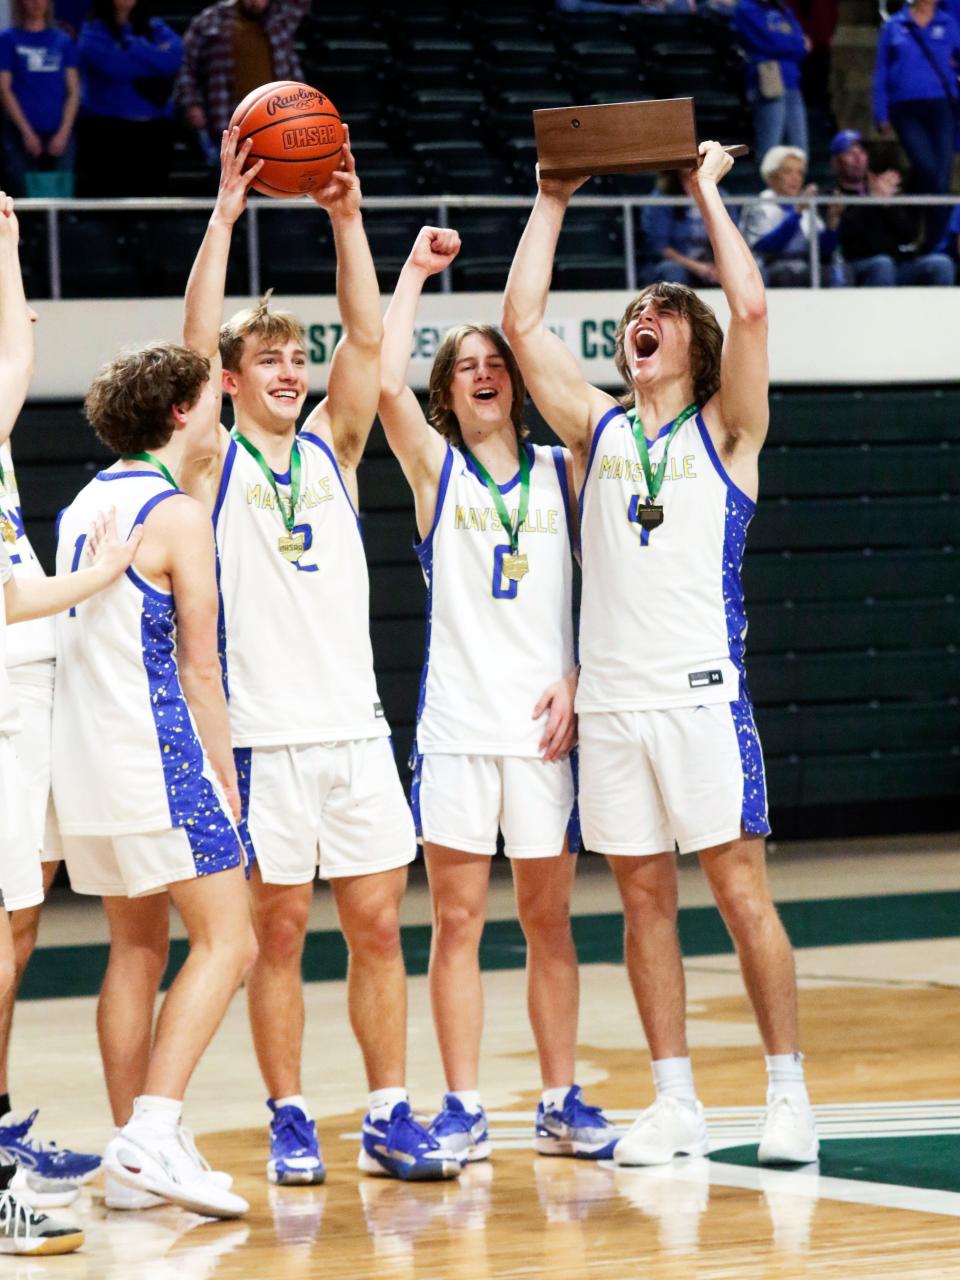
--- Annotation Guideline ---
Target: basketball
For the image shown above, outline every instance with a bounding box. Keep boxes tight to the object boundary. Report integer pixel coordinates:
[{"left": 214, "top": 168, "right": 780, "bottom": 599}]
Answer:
[{"left": 228, "top": 80, "right": 345, "bottom": 199}]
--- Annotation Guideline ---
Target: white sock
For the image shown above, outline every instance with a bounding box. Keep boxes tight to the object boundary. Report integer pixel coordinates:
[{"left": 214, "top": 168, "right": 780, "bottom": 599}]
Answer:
[
  {"left": 449, "top": 1090, "right": 483, "bottom": 1113},
  {"left": 652, "top": 1057, "right": 698, "bottom": 1111},
  {"left": 765, "top": 1053, "right": 810, "bottom": 1107},
  {"left": 274, "top": 1094, "right": 311, "bottom": 1118},
  {"left": 541, "top": 1086, "right": 572, "bottom": 1112},
  {"left": 368, "top": 1087, "right": 408, "bottom": 1122},
  {"left": 129, "top": 1095, "right": 182, "bottom": 1132}
]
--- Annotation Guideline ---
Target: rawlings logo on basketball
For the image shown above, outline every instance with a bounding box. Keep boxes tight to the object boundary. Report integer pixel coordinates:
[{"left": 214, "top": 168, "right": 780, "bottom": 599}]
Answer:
[
  {"left": 282, "top": 124, "right": 339, "bottom": 150},
  {"left": 266, "top": 87, "right": 324, "bottom": 116}
]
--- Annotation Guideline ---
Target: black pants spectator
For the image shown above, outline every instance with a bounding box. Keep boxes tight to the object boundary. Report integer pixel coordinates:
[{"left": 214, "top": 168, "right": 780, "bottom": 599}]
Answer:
[
  {"left": 889, "top": 97, "right": 955, "bottom": 250},
  {"left": 76, "top": 116, "right": 174, "bottom": 197}
]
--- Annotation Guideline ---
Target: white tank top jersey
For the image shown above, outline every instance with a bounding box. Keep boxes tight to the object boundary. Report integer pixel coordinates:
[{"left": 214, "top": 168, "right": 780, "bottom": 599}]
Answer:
[
  {"left": 0, "top": 443, "right": 55, "bottom": 668},
  {"left": 0, "top": 543, "right": 20, "bottom": 735},
  {"left": 415, "top": 441, "right": 576, "bottom": 756},
  {"left": 53, "top": 470, "right": 231, "bottom": 838},
  {"left": 577, "top": 405, "right": 755, "bottom": 713},
  {"left": 214, "top": 429, "right": 390, "bottom": 748}
]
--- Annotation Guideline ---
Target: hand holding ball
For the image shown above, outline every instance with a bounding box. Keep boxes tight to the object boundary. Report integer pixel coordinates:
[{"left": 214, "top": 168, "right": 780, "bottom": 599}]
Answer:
[{"left": 229, "top": 80, "right": 344, "bottom": 198}]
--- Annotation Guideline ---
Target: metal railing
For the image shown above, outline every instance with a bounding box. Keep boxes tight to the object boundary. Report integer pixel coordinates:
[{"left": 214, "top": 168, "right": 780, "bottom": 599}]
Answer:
[{"left": 15, "top": 192, "right": 960, "bottom": 299}]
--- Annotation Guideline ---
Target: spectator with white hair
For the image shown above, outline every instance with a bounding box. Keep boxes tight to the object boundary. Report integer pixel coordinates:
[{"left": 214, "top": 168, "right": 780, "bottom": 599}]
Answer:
[{"left": 740, "top": 144, "right": 840, "bottom": 285}]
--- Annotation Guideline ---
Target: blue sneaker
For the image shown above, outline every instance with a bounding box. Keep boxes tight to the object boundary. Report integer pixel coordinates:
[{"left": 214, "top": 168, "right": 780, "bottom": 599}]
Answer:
[
  {"left": 359, "top": 1101, "right": 463, "bottom": 1181},
  {"left": 0, "top": 1111, "right": 100, "bottom": 1184},
  {"left": 267, "top": 1100, "right": 326, "bottom": 1185},
  {"left": 534, "top": 1086, "right": 617, "bottom": 1160},
  {"left": 427, "top": 1095, "right": 492, "bottom": 1162}
]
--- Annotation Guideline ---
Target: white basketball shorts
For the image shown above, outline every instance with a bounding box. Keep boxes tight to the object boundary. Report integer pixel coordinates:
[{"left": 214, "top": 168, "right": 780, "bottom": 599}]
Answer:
[
  {"left": 579, "top": 701, "right": 770, "bottom": 857},
  {"left": 413, "top": 752, "right": 579, "bottom": 858},
  {"left": 0, "top": 735, "right": 44, "bottom": 910},
  {"left": 9, "top": 663, "right": 61, "bottom": 862},
  {"left": 234, "top": 737, "right": 416, "bottom": 883}
]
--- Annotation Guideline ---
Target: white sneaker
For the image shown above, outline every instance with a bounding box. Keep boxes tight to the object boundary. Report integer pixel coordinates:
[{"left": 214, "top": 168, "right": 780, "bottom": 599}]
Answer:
[
  {"left": 9, "top": 1166, "right": 79, "bottom": 1210},
  {"left": 758, "top": 1096, "right": 819, "bottom": 1165},
  {"left": 614, "top": 1098, "right": 709, "bottom": 1167},
  {"left": 104, "top": 1172, "right": 164, "bottom": 1211},
  {"left": 104, "top": 1125, "right": 248, "bottom": 1218}
]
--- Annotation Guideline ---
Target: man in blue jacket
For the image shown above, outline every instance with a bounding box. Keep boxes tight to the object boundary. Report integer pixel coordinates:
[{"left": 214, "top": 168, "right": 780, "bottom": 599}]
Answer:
[{"left": 732, "top": 0, "right": 811, "bottom": 159}]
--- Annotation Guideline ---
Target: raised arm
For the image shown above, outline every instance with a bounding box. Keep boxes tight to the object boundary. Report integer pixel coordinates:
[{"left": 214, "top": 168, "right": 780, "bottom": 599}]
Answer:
[
  {"left": 691, "top": 143, "right": 769, "bottom": 456},
  {"left": 301, "top": 135, "right": 382, "bottom": 480},
  {"left": 0, "top": 194, "right": 34, "bottom": 449},
  {"left": 181, "top": 128, "right": 260, "bottom": 507},
  {"left": 4, "top": 508, "right": 141, "bottom": 621},
  {"left": 379, "top": 227, "right": 455, "bottom": 535},
  {"left": 501, "top": 172, "right": 612, "bottom": 457}
]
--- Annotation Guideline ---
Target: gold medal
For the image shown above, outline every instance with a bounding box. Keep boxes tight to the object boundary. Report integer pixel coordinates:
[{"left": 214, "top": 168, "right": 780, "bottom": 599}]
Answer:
[
  {"left": 0, "top": 515, "right": 16, "bottom": 545},
  {"left": 278, "top": 532, "right": 305, "bottom": 562},
  {"left": 501, "top": 551, "right": 529, "bottom": 581}
]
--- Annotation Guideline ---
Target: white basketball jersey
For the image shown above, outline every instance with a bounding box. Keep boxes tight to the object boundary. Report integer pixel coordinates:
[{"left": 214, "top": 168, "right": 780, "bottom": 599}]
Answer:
[
  {"left": 53, "top": 469, "right": 227, "bottom": 835},
  {"left": 416, "top": 442, "right": 576, "bottom": 756},
  {"left": 0, "top": 543, "right": 20, "bottom": 736},
  {"left": 577, "top": 406, "right": 754, "bottom": 712},
  {"left": 214, "top": 430, "right": 389, "bottom": 747},
  {"left": 0, "top": 443, "right": 55, "bottom": 668}
]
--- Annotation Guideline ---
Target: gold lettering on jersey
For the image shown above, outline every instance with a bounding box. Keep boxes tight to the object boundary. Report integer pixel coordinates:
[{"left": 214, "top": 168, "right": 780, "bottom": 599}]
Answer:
[
  {"left": 0, "top": 514, "right": 15, "bottom": 544},
  {"left": 454, "top": 506, "right": 560, "bottom": 534},
  {"left": 246, "top": 480, "right": 333, "bottom": 512},
  {"left": 596, "top": 453, "right": 697, "bottom": 485}
]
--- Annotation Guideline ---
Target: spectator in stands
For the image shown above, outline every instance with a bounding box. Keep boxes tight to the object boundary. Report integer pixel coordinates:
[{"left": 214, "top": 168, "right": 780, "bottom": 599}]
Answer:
[
  {"left": 740, "top": 144, "right": 840, "bottom": 284},
  {"left": 732, "top": 0, "right": 810, "bottom": 157},
  {"left": 934, "top": 199, "right": 960, "bottom": 262},
  {"left": 76, "top": 0, "right": 182, "bottom": 197},
  {"left": 0, "top": 0, "right": 79, "bottom": 196},
  {"left": 52, "top": 0, "right": 87, "bottom": 39},
  {"left": 787, "top": 0, "right": 839, "bottom": 113},
  {"left": 873, "top": 0, "right": 960, "bottom": 250},
  {"left": 831, "top": 128, "right": 956, "bottom": 284},
  {"left": 639, "top": 171, "right": 722, "bottom": 286},
  {"left": 176, "top": 0, "right": 309, "bottom": 158}
]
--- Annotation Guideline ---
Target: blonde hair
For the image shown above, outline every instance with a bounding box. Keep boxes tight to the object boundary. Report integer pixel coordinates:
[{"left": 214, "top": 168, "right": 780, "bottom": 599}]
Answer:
[
  {"left": 760, "top": 145, "right": 807, "bottom": 185},
  {"left": 219, "top": 290, "right": 306, "bottom": 373}
]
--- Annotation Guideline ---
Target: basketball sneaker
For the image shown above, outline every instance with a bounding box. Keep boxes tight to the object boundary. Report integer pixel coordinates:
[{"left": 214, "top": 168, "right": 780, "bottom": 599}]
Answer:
[
  {"left": 0, "top": 1164, "right": 83, "bottom": 1255},
  {"left": 534, "top": 1086, "right": 618, "bottom": 1160},
  {"left": 9, "top": 1165, "right": 79, "bottom": 1210},
  {"left": 105, "top": 1124, "right": 233, "bottom": 1210},
  {"left": 358, "top": 1101, "right": 464, "bottom": 1181},
  {"left": 427, "top": 1095, "right": 492, "bottom": 1163},
  {"left": 613, "top": 1097, "right": 709, "bottom": 1166},
  {"left": 758, "top": 1095, "right": 820, "bottom": 1166},
  {"left": 0, "top": 1110, "right": 101, "bottom": 1184},
  {"left": 267, "top": 1099, "right": 326, "bottom": 1185},
  {"left": 105, "top": 1123, "right": 248, "bottom": 1218}
]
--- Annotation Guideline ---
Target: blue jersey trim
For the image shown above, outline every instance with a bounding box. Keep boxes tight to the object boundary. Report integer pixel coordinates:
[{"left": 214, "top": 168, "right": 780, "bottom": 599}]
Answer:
[
  {"left": 212, "top": 437, "right": 237, "bottom": 528},
  {"left": 95, "top": 469, "right": 160, "bottom": 482},
  {"left": 578, "top": 404, "right": 623, "bottom": 533},
  {"left": 271, "top": 465, "right": 291, "bottom": 485},
  {"left": 696, "top": 418, "right": 757, "bottom": 512},
  {"left": 54, "top": 507, "right": 65, "bottom": 543},
  {"left": 551, "top": 444, "right": 576, "bottom": 557},
  {"left": 414, "top": 444, "right": 454, "bottom": 560},
  {"left": 125, "top": 566, "right": 172, "bottom": 602},
  {"left": 730, "top": 694, "right": 771, "bottom": 837},
  {"left": 233, "top": 746, "right": 256, "bottom": 876},
  {"left": 131, "top": 486, "right": 179, "bottom": 534},
  {"left": 299, "top": 431, "right": 361, "bottom": 528},
  {"left": 462, "top": 439, "right": 534, "bottom": 495}
]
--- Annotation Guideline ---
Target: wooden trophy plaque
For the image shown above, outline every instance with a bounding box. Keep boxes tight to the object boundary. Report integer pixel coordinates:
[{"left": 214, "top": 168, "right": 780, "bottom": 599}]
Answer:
[{"left": 533, "top": 96, "right": 747, "bottom": 178}]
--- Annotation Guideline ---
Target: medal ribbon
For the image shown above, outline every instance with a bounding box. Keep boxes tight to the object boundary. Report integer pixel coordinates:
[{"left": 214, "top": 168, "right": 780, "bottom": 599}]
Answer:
[
  {"left": 230, "top": 429, "right": 301, "bottom": 533},
  {"left": 627, "top": 403, "right": 698, "bottom": 503},
  {"left": 122, "top": 451, "right": 179, "bottom": 490},
  {"left": 464, "top": 444, "right": 530, "bottom": 555}
]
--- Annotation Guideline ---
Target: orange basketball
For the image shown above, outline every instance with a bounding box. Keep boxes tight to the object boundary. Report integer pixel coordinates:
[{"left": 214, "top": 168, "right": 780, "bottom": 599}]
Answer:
[{"left": 229, "top": 80, "right": 344, "bottom": 199}]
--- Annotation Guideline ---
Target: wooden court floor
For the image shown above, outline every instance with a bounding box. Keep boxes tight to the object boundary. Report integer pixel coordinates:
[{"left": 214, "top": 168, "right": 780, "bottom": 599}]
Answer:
[{"left": 8, "top": 840, "right": 960, "bottom": 1279}]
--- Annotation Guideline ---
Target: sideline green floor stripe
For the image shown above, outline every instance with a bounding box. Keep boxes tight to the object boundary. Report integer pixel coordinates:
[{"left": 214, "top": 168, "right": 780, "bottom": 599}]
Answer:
[
  {"left": 19, "top": 888, "right": 959, "bottom": 1002},
  {"left": 713, "top": 1135, "right": 960, "bottom": 1195}
]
